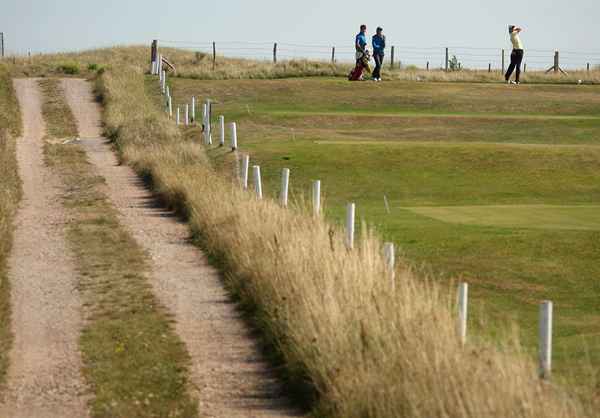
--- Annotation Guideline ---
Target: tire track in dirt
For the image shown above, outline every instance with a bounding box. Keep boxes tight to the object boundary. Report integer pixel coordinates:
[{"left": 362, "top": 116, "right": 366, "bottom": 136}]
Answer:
[
  {"left": 62, "top": 78, "right": 301, "bottom": 418},
  {"left": 0, "top": 79, "right": 88, "bottom": 418}
]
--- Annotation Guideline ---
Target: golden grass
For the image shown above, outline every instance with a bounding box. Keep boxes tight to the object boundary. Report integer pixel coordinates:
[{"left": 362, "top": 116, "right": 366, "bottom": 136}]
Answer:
[
  {"left": 97, "top": 62, "right": 598, "bottom": 417},
  {"left": 0, "top": 65, "right": 21, "bottom": 392},
  {"left": 6, "top": 45, "right": 600, "bottom": 85}
]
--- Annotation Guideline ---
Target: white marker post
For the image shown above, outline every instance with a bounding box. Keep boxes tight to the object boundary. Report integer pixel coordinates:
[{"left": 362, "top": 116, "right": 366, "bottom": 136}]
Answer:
[
  {"left": 161, "top": 71, "right": 166, "bottom": 93},
  {"left": 185, "top": 104, "right": 189, "bottom": 126},
  {"left": 384, "top": 242, "right": 395, "bottom": 289},
  {"left": 346, "top": 203, "right": 355, "bottom": 249},
  {"left": 230, "top": 122, "right": 238, "bottom": 150},
  {"left": 241, "top": 155, "right": 250, "bottom": 189},
  {"left": 158, "top": 55, "right": 162, "bottom": 77},
  {"left": 176, "top": 107, "right": 180, "bottom": 125},
  {"left": 253, "top": 165, "right": 262, "bottom": 200},
  {"left": 539, "top": 301, "right": 553, "bottom": 379},
  {"left": 166, "top": 85, "right": 170, "bottom": 99},
  {"left": 151, "top": 61, "right": 156, "bottom": 75},
  {"left": 219, "top": 116, "right": 225, "bottom": 146},
  {"left": 457, "top": 283, "right": 469, "bottom": 345},
  {"left": 191, "top": 96, "right": 196, "bottom": 123},
  {"left": 281, "top": 168, "right": 290, "bottom": 207},
  {"left": 313, "top": 180, "right": 321, "bottom": 215},
  {"left": 168, "top": 96, "right": 172, "bottom": 118}
]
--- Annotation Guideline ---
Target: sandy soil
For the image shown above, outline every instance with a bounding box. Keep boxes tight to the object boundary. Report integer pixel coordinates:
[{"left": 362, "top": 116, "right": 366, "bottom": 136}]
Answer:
[
  {"left": 62, "top": 78, "right": 301, "bottom": 418},
  {"left": 0, "top": 79, "right": 88, "bottom": 418}
]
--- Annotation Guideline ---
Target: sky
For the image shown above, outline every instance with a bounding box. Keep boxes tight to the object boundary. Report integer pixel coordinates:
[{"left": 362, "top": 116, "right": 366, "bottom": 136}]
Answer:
[{"left": 2, "top": 0, "right": 599, "bottom": 69}]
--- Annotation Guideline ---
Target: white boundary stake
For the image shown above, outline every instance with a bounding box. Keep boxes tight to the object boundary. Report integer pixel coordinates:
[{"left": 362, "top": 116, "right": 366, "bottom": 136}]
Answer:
[
  {"left": 241, "top": 155, "right": 250, "bottom": 189},
  {"left": 158, "top": 55, "right": 163, "bottom": 77},
  {"left": 384, "top": 242, "right": 395, "bottom": 289},
  {"left": 191, "top": 96, "right": 196, "bottom": 123},
  {"left": 457, "top": 283, "right": 469, "bottom": 345},
  {"left": 151, "top": 61, "right": 156, "bottom": 75},
  {"left": 185, "top": 104, "right": 189, "bottom": 126},
  {"left": 161, "top": 71, "right": 166, "bottom": 93},
  {"left": 281, "top": 168, "right": 290, "bottom": 207},
  {"left": 253, "top": 165, "right": 263, "bottom": 200},
  {"left": 219, "top": 116, "right": 225, "bottom": 146},
  {"left": 539, "top": 301, "right": 553, "bottom": 379},
  {"left": 168, "top": 96, "right": 172, "bottom": 118},
  {"left": 176, "top": 107, "right": 180, "bottom": 125},
  {"left": 230, "top": 122, "right": 238, "bottom": 150},
  {"left": 166, "top": 85, "right": 170, "bottom": 99},
  {"left": 313, "top": 180, "right": 321, "bottom": 215},
  {"left": 346, "top": 203, "right": 355, "bottom": 249}
]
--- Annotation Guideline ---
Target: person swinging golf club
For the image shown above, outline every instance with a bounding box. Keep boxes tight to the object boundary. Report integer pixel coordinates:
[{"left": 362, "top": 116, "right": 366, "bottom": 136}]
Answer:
[{"left": 505, "top": 25, "right": 524, "bottom": 84}]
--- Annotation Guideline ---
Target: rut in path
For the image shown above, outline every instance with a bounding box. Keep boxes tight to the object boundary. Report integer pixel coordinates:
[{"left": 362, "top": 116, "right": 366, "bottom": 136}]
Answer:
[
  {"left": 0, "top": 79, "right": 88, "bottom": 418},
  {"left": 62, "top": 78, "right": 302, "bottom": 418}
]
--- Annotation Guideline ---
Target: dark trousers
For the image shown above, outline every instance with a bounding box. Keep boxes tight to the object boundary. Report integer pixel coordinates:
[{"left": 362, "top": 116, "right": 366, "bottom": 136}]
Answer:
[
  {"left": 373, "top": 53, "right": 384, "bottom": 79},
  {"left": 505, "top": 49, "right": 524, "bottom": 82}
]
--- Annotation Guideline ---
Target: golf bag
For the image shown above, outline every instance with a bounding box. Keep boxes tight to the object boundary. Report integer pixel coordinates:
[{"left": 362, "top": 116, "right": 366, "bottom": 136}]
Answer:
[{"left": 348, "top": 50, "right": 372, "bottom": 81}]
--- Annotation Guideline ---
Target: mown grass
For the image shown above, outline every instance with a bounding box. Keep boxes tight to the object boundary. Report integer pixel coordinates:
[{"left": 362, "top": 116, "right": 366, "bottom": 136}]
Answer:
[
  {"left": 167, "top": 77, "right": 600, "bottom": 388},
  {"left": 38, "top": 78, "right": 197, "bottom": 417},
  {"left": 0, "top": 65, "right": 21, "bottom": 394}
]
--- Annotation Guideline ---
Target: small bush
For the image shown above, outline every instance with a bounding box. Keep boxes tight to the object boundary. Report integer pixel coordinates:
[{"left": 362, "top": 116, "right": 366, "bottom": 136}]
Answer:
[
  {"left": 88, "top": 63, "right": 99, "bottom": 71},
  {"left": 57, "top": 62, "right": 80, "bottom": 75}
]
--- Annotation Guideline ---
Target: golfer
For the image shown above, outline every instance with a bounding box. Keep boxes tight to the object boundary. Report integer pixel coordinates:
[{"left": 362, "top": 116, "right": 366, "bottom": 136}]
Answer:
[
  {"left": 372, "top": 27, "right": 386, "bottom": 81},
  {"left": 349, "top": 25, "right": 369, "bottom": 81},
  {"left": 505, "top": 25, "right": 524, "bottom": 84}
]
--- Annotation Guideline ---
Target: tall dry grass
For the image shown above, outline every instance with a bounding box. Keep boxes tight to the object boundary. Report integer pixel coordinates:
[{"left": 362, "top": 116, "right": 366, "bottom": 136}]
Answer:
[
  {"left": 97, "top": 64, "right": 596, "bottom": 417},
  {"left": 9, "top": 45, "right": 600, "bottom": 84},
  {"left": 0, "top": 64, "right": 22, "bottom": 389}
]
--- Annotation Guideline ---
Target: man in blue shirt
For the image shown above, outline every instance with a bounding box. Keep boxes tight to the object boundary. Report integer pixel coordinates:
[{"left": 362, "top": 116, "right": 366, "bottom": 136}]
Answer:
[
  {"left": 349, "top": 25, "right": 369, "bottom": 81},
  {"left": 355, "top": 24, "right": 367, "bottom": 54},
  {"left": 372, "top": 27, "right": 386, "bottom": 81}
]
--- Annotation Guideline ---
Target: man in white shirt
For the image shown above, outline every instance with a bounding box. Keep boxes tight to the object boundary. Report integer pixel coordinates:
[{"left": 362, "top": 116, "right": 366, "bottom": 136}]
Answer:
[{"left": 505, "top": 25, "right": 524, "bottom": 84}]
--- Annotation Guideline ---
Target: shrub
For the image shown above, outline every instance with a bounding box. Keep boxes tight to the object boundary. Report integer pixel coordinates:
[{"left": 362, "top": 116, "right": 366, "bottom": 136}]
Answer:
[{"left": 57, "top": 62, "right": 80, "bottom": 75}]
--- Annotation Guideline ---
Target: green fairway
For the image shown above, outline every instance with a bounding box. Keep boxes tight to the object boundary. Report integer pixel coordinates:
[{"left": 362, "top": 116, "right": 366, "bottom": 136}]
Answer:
[
  {"left": 404, "top": 205, "right": 600, "bottom": 231},
  {"left": 154, "top": 77, "right": 600, "bottom": 385}
]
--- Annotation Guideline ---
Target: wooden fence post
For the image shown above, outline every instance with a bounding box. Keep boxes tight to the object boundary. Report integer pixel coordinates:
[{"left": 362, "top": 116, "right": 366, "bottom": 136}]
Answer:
[
  {"left": 242, "top": 155, "right": 250, "bottom": 189},
  {"left": 219, "top": 116, "right": 225, "bottom": 146},
  {"left": 524, "top": 63, "right": 527, "bottom": 73},
  {"left": 230, "top": 122, "right": 238, "bottom": 150},
  {"left": 539, "top": 301, "right": 553, "bottom": 379},
  {"left": 313, "top": 180, "right": 321, "bottom": 215},
  {"left": 0, "top": 33, "right": 4, "bottom": 59},
  {"left": 554, "top": 50, "right": 559, "bottom": 73},
  {"left": 253, "top": 165, "right": 263, "bottom": 199},
  {"left": 502, "top": 49, "right": 505, "bottom": 74},
  {"left": 390, "top": 46, "right": 395, "bottom": 69},
  {"left": 281, "top": 168, "right": 290, "bottom": 207},
  {"left": 457, "top": 283, "right": 469, "bottom": 345},
  {"left": 426, "top": 61, "right": 429, "bottom": 71},
  {"left": 150, "top": 39, "right": 158, "bottom": 67},
  {"left": 273, "top": 43, "right": 277, "bottom": 64},
  {"left": 445, "top": 47, "right": 449, "bottom": 72},
  {"left": 331, "top": 46, "right": 336, "bottom": 63},
  {"left": 488, "top": 63, "right": 491, "bottom": 73},
  {"left": 587, "top": 63, "right": 590, "bottom": 72},
  {"left": 346, "top": 203, "right": 355, "bottom": 249}
]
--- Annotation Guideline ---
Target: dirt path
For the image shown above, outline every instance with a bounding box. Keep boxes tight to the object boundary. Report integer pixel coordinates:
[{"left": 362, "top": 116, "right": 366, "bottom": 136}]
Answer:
[
  {"left": 62, "top": 78, "right": 300, "bottom": 418},
  {"left": 0, "top": 79, "right": 88, "bottom": 417}
]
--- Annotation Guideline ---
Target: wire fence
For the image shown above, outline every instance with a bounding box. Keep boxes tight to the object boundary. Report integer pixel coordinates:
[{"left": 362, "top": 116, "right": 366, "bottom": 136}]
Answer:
[{"left": 158, "top": 39, "right": 600, "bottom": 71}]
